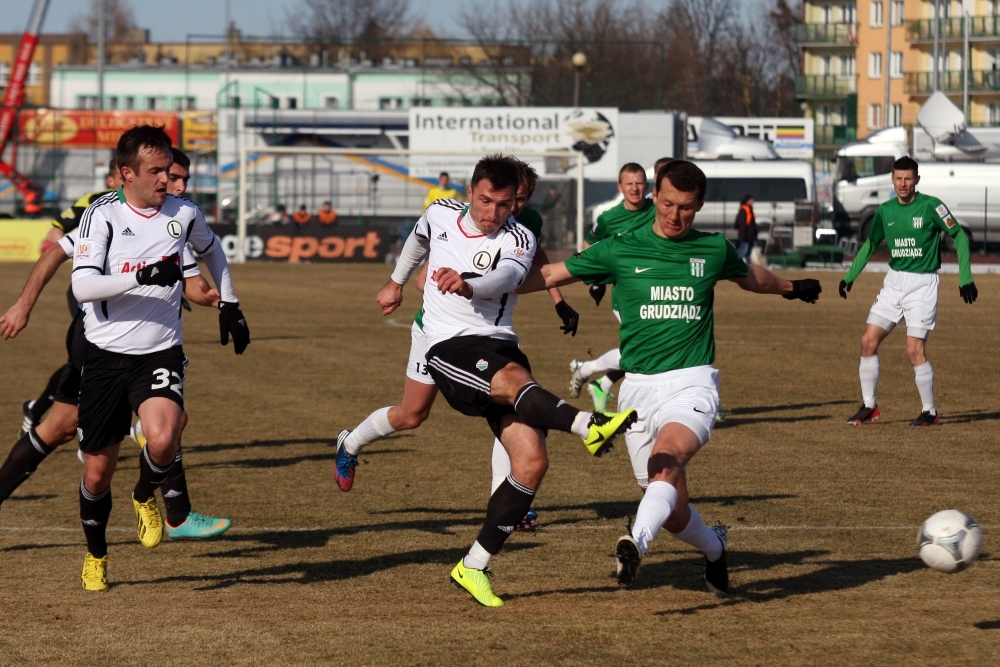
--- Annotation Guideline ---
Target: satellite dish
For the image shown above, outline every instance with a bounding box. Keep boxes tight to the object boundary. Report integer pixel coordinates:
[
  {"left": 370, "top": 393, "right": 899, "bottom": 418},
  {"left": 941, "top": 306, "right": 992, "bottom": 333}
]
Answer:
[
  {"left": 917, "top": 91, "right": 966, "bottom": 144},
  {"left": 696, "top": 117, "right": 779, "bottom": 160}
]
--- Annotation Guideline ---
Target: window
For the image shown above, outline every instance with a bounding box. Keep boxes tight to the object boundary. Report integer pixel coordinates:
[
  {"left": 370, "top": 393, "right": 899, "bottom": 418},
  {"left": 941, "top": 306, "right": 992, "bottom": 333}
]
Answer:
[
  {"left": 819, "top": 104, "right": 832, "bottom": 125},
  {"left": 703, "top": 178, "right": 808, "bottom": 203},
  {"left": 837, "top": 155, "right": 895, "bottom": 182},
  {"left": 146, "top": 96, "right": 166, "bottom": 110},
  {"left": 869, "top": 1, "right": 883, "bottom": 27},
  {"left": 820, "top": 55, "right": 832, "bottom": 75},
  {"left": 174, "top": 97, "right": 195, "bottom": 111},
  {"left": 0, "top": 62, "right": 9, "bottom": 86},
  {"left": 822, "top": 3, "right": 832, "bottom": 23},
  {"left": 840, "top": 3, "right": 856, "bottom": 24},
  {"left": 411, "top": 97, "right": 432, "bottom": 107},
  {"left": 837, "top": 104, "right": 847, "bottom": 124},
  {"left": 869, "top": 52, "right": 883, "bottom": 78},
  {"left": 839, "top": 53, "right": 856, "bottom": 75},
  {"left": 286, "top": 96, "right": 298, "bottom": 109},
  {"left": 951, "top": 50, "right": 962, "bottom": 71},
  {"left": 324, "top": 96, "right": 339, "bottom": 109},
  {"left": 27, "top": 62, "right": 40, "bottom": 86},
  {"left": 108, "top": 96, "right": 118, "bottom": 110},
  {"left": 890, "top": 1, "right": 903, "bottom": 25},
  {"left": 890, "top": 51, "right": 903, "bottom": 78},
  {"left": 868, "top": 103, "right": 883, "bottom": 129},
  {"left": 378, "top": 97, "right": 403, "bottom": 109},
  {"left": 76, "top": 95, "right": 98, "bottom": 109},
  {"left": 124, "top": 96, "right": 134, "bottom": 110},
  {"left": 227, "top": 95, "right": 241, "bottom": 108},
  {"left": 989, "top": 103, "right": 999, "bottom": 124},
  {"left": 991, "top": 0, "right": 999, "bottom": 17},
  {"left": 888, "top": 103, "right": 902, "bottom": 127}
]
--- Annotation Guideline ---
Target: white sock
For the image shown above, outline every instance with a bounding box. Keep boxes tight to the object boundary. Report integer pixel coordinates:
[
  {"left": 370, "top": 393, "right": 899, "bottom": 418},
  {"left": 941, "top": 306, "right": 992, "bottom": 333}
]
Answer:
[
  {"left": 599, "top": 376, "right": 616, "bottom": 394},
  {"left": 571, "top": 411, "right": 593, "bottom": 439},
  {"left": 859, "top": 355, "right": 880, "bottom": 408},
  {"left": 463, "top": 540, "right": 492, "bottom": 570},
  {"left": 914, "top": 361, "right": 935, "bottom": 414},
  {"left": 581, "top": 348, "right": 621, "bottom": 378},
  {"left": 490, "top": 438, "right": 511, "bottom": 495},
  {"left": 631, "top": 481, "right": 678, "bottom": 555},
  {"left": 345, "top": 407, "right": 394, "bottom": 455},
  {"left": 669, "top": 505, "right": 723, "bottom": 562}
]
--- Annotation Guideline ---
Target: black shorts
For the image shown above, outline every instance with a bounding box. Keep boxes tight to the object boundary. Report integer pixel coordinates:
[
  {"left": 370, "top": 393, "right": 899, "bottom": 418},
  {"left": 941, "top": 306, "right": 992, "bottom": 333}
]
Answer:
[
  {"left": 52, "top": 309, "right": 88, "bottom": 405},
  {"left": 77, "top": 342, "right": 185, "bottom": 452},
  {"left": 426, "top": 335, "right": 531, "bottom": 438}
]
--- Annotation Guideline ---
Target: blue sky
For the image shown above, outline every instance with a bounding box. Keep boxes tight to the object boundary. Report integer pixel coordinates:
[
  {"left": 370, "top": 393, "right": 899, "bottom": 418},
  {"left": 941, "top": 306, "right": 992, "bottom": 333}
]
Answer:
[{"left": 3, "top": 0, "right": 466, "bottom": 41}]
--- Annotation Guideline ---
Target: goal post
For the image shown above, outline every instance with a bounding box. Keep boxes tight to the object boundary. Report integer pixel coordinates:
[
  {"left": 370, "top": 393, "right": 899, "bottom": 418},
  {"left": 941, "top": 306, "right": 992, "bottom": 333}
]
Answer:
[{"left": 234, "top": 146, "right": 587, "bottom": 263}]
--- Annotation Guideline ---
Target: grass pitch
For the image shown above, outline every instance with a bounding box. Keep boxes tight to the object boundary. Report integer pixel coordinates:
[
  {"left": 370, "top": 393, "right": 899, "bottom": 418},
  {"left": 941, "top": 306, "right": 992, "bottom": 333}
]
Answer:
[{"left": 1, "top": 262, "right": 998, "bottom": 666}]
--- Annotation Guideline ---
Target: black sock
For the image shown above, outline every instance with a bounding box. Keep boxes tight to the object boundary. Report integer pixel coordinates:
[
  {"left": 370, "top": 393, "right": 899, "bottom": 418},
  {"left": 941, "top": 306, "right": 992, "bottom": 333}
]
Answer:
[
  {"left": 133, "top": 447, "right": 173, "bottom": 503},
  {"left": 513, "top": 383, "right": 581, "bottom": 434},
  {"left": 475, "top": 475, "right": 536, "bottom": 554},
  {"left": 606, "top": 369, "right": 626, "bottom": 384},
  {"left": 0, "top": 429, "right": 55, "bottom": 504},
  {"left": 30, "top": 367, "right": 65, "bottom": 422},
  {"left": 160, "top": 449, "right": 191, "bottom": 526},
  {"left": 80, "top": 480, "right": 112, "bottom": 558}
]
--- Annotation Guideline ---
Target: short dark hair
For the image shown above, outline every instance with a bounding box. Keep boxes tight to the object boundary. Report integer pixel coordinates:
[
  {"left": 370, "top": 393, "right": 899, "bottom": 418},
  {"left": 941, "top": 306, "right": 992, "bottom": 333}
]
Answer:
[
  {"left": 439, "top": 172, "right": 449, "bottom": 178},
  {"left": 655, "top": 160, "right": 707, "bottom": 201},
  {"left": 892, "top": 155, "right": 919, "bottom": 177},
  {"left": 618, "top": 162, "right": 645, "bottom": 183},
  {"left": 653, "top": 157, "right": 675, "bottom": 175},
  {"left": 116, "top": 125, "right": 172, "bottom": 174},
  {"left": 741, "top": 193, "right": 754, "bottom": 205},
  {"left": 470, "top": 154, "right": 520, "bottom": 193},
  {"left": 170, "top": 147, "right": 190, "bottom": 170},
  {"left": 516, "top": 159, "right": 540, "bottom": 198}
]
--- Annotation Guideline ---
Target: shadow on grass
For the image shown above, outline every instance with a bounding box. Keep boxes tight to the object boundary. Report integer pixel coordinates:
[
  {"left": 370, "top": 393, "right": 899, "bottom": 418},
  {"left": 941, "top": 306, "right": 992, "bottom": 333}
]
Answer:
[
  {"left": 942, "top": 410, "right": 1000, "bottom": 424},
  {"left": 125, "top": 543, "right": 541, "bottom": 591},
  {"left": 650, "top": 549, "right": 925, "bottom": 615},
  {"left": 974, "top": 620, "right": 1000, "bottom": 630},
  {"left": 184, "top": 445, "right": 410, "bottom": 470},
  {"left": 716, "top": 414, "right": 829, "bottom": 428},
  {"left": 724, "top": 400, "right": 855, "bottom": 416},
  {"left": 6, "top": 494, "right": 58, "bottom": 502}
]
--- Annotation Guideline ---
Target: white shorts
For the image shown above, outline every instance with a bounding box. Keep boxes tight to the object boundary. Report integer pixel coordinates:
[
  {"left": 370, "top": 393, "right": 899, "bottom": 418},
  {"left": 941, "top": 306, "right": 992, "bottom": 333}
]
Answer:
[
  {"left": 618, "top": 365, "right": 720, "bottom": 489},
  {"left": 867, "top": 269, "right": 939, "bottom": 339},
  {"left": 406, "top": 322, "right": 436, "bottom": 385}
]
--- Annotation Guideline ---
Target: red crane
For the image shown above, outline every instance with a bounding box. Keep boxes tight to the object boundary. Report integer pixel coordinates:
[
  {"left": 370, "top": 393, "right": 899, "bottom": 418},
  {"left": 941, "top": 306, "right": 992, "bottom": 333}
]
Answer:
[{"left": 0, "top": 0, "right": 51, "bottom": 211}]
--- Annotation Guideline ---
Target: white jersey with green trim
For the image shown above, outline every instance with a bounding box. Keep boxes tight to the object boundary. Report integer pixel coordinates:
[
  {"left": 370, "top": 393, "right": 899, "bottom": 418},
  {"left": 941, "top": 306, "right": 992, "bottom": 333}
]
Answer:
[
  {"left": 71, "top": 189, "right": 220, "bottom": 354},
  {"left": 417, "top": 199, "right": 535, "bottom": 350}
]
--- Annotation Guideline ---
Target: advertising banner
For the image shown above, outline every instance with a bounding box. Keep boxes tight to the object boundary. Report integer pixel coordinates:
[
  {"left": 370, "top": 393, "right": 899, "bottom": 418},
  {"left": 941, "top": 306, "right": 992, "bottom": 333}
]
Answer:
[
  {"left": 181, "top": 112, "right": 217, "bottom": 152},
  {"left": 17, "top": 110, "right": 180, "bottom": 148},
  {"left": 0, "top": 220, "right": 50, "bottom": 262},
  {"left": 409, "top": 107, "right": 619, "bottom": 180},
  {"left": 209, "top": 222, "right": 399, "bottom": 263}
]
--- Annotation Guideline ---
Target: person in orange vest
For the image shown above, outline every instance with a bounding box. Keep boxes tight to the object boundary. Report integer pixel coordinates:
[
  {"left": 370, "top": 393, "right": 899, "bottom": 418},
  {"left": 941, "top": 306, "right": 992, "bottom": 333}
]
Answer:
[
  {"left": 23, "top": 187, "right": 44, "bottom": 217},
  {"left": 734, "top": 194, "right": 757, "bottom": 264},
  {"left": 317, "top": 201, "right": 338, "bottom": 225},
  {"left": 293, "top": 204, "right": 312, "bottom": 224}
]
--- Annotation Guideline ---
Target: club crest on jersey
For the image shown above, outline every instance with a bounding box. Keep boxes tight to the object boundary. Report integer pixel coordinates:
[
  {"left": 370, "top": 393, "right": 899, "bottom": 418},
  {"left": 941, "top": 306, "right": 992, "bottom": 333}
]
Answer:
[
  {"left": 912, "top": 217, "right": 923, "bottom": 228},
  {"left": 473, "top": 250, "right": 492, "bottom": 270},
  {"left": 476, "top": 359, "right": 489, "bottom": 371},
  {"left": 166, "top": 220, "right": 182, "bottom": 239},
  {"left": 690, "top": 258, "right": 705, "bottom": 277}
]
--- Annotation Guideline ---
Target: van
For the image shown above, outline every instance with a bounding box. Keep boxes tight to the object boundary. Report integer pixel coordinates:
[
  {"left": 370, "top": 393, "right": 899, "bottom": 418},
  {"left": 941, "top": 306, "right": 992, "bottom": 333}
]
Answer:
[{"left": 590, "top": 160, "right": 817, "bottom": 241}]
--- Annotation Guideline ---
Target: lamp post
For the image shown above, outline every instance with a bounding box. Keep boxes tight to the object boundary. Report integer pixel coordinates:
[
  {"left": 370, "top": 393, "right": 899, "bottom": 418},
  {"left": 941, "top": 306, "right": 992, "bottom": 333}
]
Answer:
[{"left": 572, "top": 51, "right": 587, "bottom": 107}]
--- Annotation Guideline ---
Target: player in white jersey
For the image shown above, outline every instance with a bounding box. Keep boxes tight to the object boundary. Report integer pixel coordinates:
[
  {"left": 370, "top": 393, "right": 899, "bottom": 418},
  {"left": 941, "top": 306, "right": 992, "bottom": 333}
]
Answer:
[
  {"left": 373, "top": 154, "right": 637, "bottom": 607},
  {"left": 71, "top": 125, "right": 250, "bottom": 590}
]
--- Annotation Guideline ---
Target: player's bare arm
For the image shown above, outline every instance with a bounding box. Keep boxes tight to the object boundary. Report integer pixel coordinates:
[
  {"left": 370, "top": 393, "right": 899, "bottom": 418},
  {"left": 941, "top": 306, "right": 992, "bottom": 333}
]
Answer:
[
  {"left": 0, "top": 244, "right": 72, "bottom": 340},
  {"left": 183, "top": 275, "right": 221, "bottom": 308}
]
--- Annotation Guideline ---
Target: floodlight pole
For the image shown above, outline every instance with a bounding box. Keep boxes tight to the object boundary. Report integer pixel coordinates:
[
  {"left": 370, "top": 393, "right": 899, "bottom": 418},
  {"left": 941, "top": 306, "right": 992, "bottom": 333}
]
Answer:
[
  {"left": 97, "top": 0, "right": 105, "bottom": 110},
  {"left": 576, "top": 151, "right": 585, "bottom": 252},
  {"left": 237, "top": 143, "right": 247, "bottom": 263},
  {"left": 932, "top": 0, "right": 939, "bottom": 91}
]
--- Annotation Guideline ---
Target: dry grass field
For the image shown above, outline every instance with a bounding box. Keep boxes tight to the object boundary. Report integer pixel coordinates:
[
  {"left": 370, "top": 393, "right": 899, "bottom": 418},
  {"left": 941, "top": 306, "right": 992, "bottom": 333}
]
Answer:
[{"left": 0, "top": 261, "right": 998, "bottom": 666}]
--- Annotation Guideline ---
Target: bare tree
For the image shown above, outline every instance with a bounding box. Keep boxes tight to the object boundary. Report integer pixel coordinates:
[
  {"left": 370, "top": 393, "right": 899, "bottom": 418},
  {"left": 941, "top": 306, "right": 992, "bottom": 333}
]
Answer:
[
  {"left": 286, "top": 0, "right": 410, "bottom": 45},
  {"left": 72, "top": 0, "right": 139, "bottom": 43}
]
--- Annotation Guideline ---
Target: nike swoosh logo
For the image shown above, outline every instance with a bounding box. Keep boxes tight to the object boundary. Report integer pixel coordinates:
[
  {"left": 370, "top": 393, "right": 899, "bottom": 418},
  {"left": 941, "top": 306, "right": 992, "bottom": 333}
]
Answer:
[
  {"left": 693, "top": 407, "right": 707, "bottom": 414},
  {"left": 887, "top": 222, "right": 894, "bottom": 226},
  {"left": 635, "top": 267, "right": 652, "bottom": 273},
  {"left": 589, "top": 432, "right": 606, "bottom": 444}
]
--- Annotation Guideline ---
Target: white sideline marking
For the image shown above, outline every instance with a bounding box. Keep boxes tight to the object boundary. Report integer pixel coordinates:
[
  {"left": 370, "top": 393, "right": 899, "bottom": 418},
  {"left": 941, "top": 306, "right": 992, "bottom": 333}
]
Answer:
[{"left": 1, "top": 524, "right": 996, "bottom": 534}]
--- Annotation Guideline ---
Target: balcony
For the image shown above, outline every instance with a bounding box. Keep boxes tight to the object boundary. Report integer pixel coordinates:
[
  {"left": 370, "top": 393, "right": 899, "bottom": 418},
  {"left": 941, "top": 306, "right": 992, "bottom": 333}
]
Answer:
[
  {"left": 906, "top": 16, "right": 1000, "bottom": 42},
  {"left": 795, "top": 75, "right": 856, "bottom": 98},
  {"left": 815, "top": 124, "right": 857, "bottom": 147},
  {"left": 904, "top": 70, "right": 1000, "bottom": 94},
  {"left": 795, "top": 23, "right": 859, "bottom": 46}
]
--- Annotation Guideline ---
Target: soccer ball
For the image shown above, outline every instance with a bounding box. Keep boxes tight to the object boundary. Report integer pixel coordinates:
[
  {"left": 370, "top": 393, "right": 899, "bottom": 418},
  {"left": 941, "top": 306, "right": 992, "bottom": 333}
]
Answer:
[{"left": 917, "top": 510, "right": 982, "bottom": 573}]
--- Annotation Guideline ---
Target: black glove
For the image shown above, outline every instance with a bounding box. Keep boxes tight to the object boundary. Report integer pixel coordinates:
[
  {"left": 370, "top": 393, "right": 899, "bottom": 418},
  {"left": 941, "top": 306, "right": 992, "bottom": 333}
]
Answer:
[
  {"left": 783, "top": 279, "right": 822, "bottom": 304},
  {"left": 555, "top": 301, "right": 579, "bottom": 337},
  {"left": 839, "top": 279, "right": 853, "bottom": 299},
  {"left": 589, "top": 282, "right": 606, "bottom": 306},
  {"left": 960, "top": 282, "right": 978, "bottom": 304},
  {"left": 180, "top": 297, "right": 192, "bottom": 312},
  {"left": 135, "top": 253, "right": 182, "bottom": 287},
  {"left": 219, "top": 301, "right": 250, "bottom": 355}
]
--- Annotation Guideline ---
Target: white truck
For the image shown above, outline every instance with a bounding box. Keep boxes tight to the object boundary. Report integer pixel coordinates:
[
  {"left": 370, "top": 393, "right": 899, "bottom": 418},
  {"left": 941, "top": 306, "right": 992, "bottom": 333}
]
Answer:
[{"left": 835, "top": 92, "right": 1000, "bottom": 244}]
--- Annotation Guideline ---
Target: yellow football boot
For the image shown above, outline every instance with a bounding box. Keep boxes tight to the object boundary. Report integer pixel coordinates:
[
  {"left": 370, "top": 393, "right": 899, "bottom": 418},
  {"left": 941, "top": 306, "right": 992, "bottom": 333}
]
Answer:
[
  {"left": 451, "top": 560, "right": 504, "bottom": 607},
  {"left": 132, "top": 494, "right": 163, "bottom": 548},
  {"left": 583, "top": 409, "right": 638, "bottom": 457},
  {"left": 81, "top": 552, "right": 108, "bottom": 591}
]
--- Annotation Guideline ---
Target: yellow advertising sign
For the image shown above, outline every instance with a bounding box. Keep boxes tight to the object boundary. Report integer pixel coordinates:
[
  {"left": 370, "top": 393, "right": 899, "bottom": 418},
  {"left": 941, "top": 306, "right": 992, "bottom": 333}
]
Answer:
[
  {"left": 0, "top": 220, "right": 50, "bottom": 262},
  {"left": 182, "top": 112, "right": 217, "bottom": 151}
]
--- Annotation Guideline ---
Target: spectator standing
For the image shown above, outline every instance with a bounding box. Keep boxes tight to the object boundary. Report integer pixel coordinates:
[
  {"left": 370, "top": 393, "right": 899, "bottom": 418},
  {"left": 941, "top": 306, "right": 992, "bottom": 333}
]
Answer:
[
  {"left": 422, "top": 172, "right": 458, "bottom": 211},
  {"left": 269, "top": 204, "right": 290, "bottom": 225},
  {"left": 734, "top": 194, "right": 757, "bottom": 264},
  {"left": 317, "top": 201, "right": 338, "bottom": 225},
  {"left": 293, "top": 205, "right": 312, "bottom": 224}
]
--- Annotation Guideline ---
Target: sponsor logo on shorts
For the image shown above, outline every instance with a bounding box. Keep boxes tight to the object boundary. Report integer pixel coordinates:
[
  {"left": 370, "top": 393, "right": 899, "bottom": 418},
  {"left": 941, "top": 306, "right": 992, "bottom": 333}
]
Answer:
[{"left": 476, "top": 359, "right": 489, "bottom": 371}]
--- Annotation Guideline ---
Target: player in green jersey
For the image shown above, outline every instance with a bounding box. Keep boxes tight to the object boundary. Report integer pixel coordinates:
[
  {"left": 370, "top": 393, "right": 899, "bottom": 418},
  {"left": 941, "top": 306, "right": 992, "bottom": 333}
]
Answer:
[
  {"left": 519, "top": 160, "right": 821, "bottom": 592},
  {"left": 839, "top": 156, "right": 976, "bottom": 427},
  {"left": 570, "top": 162, "right": 658, "bottom": 410}
]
